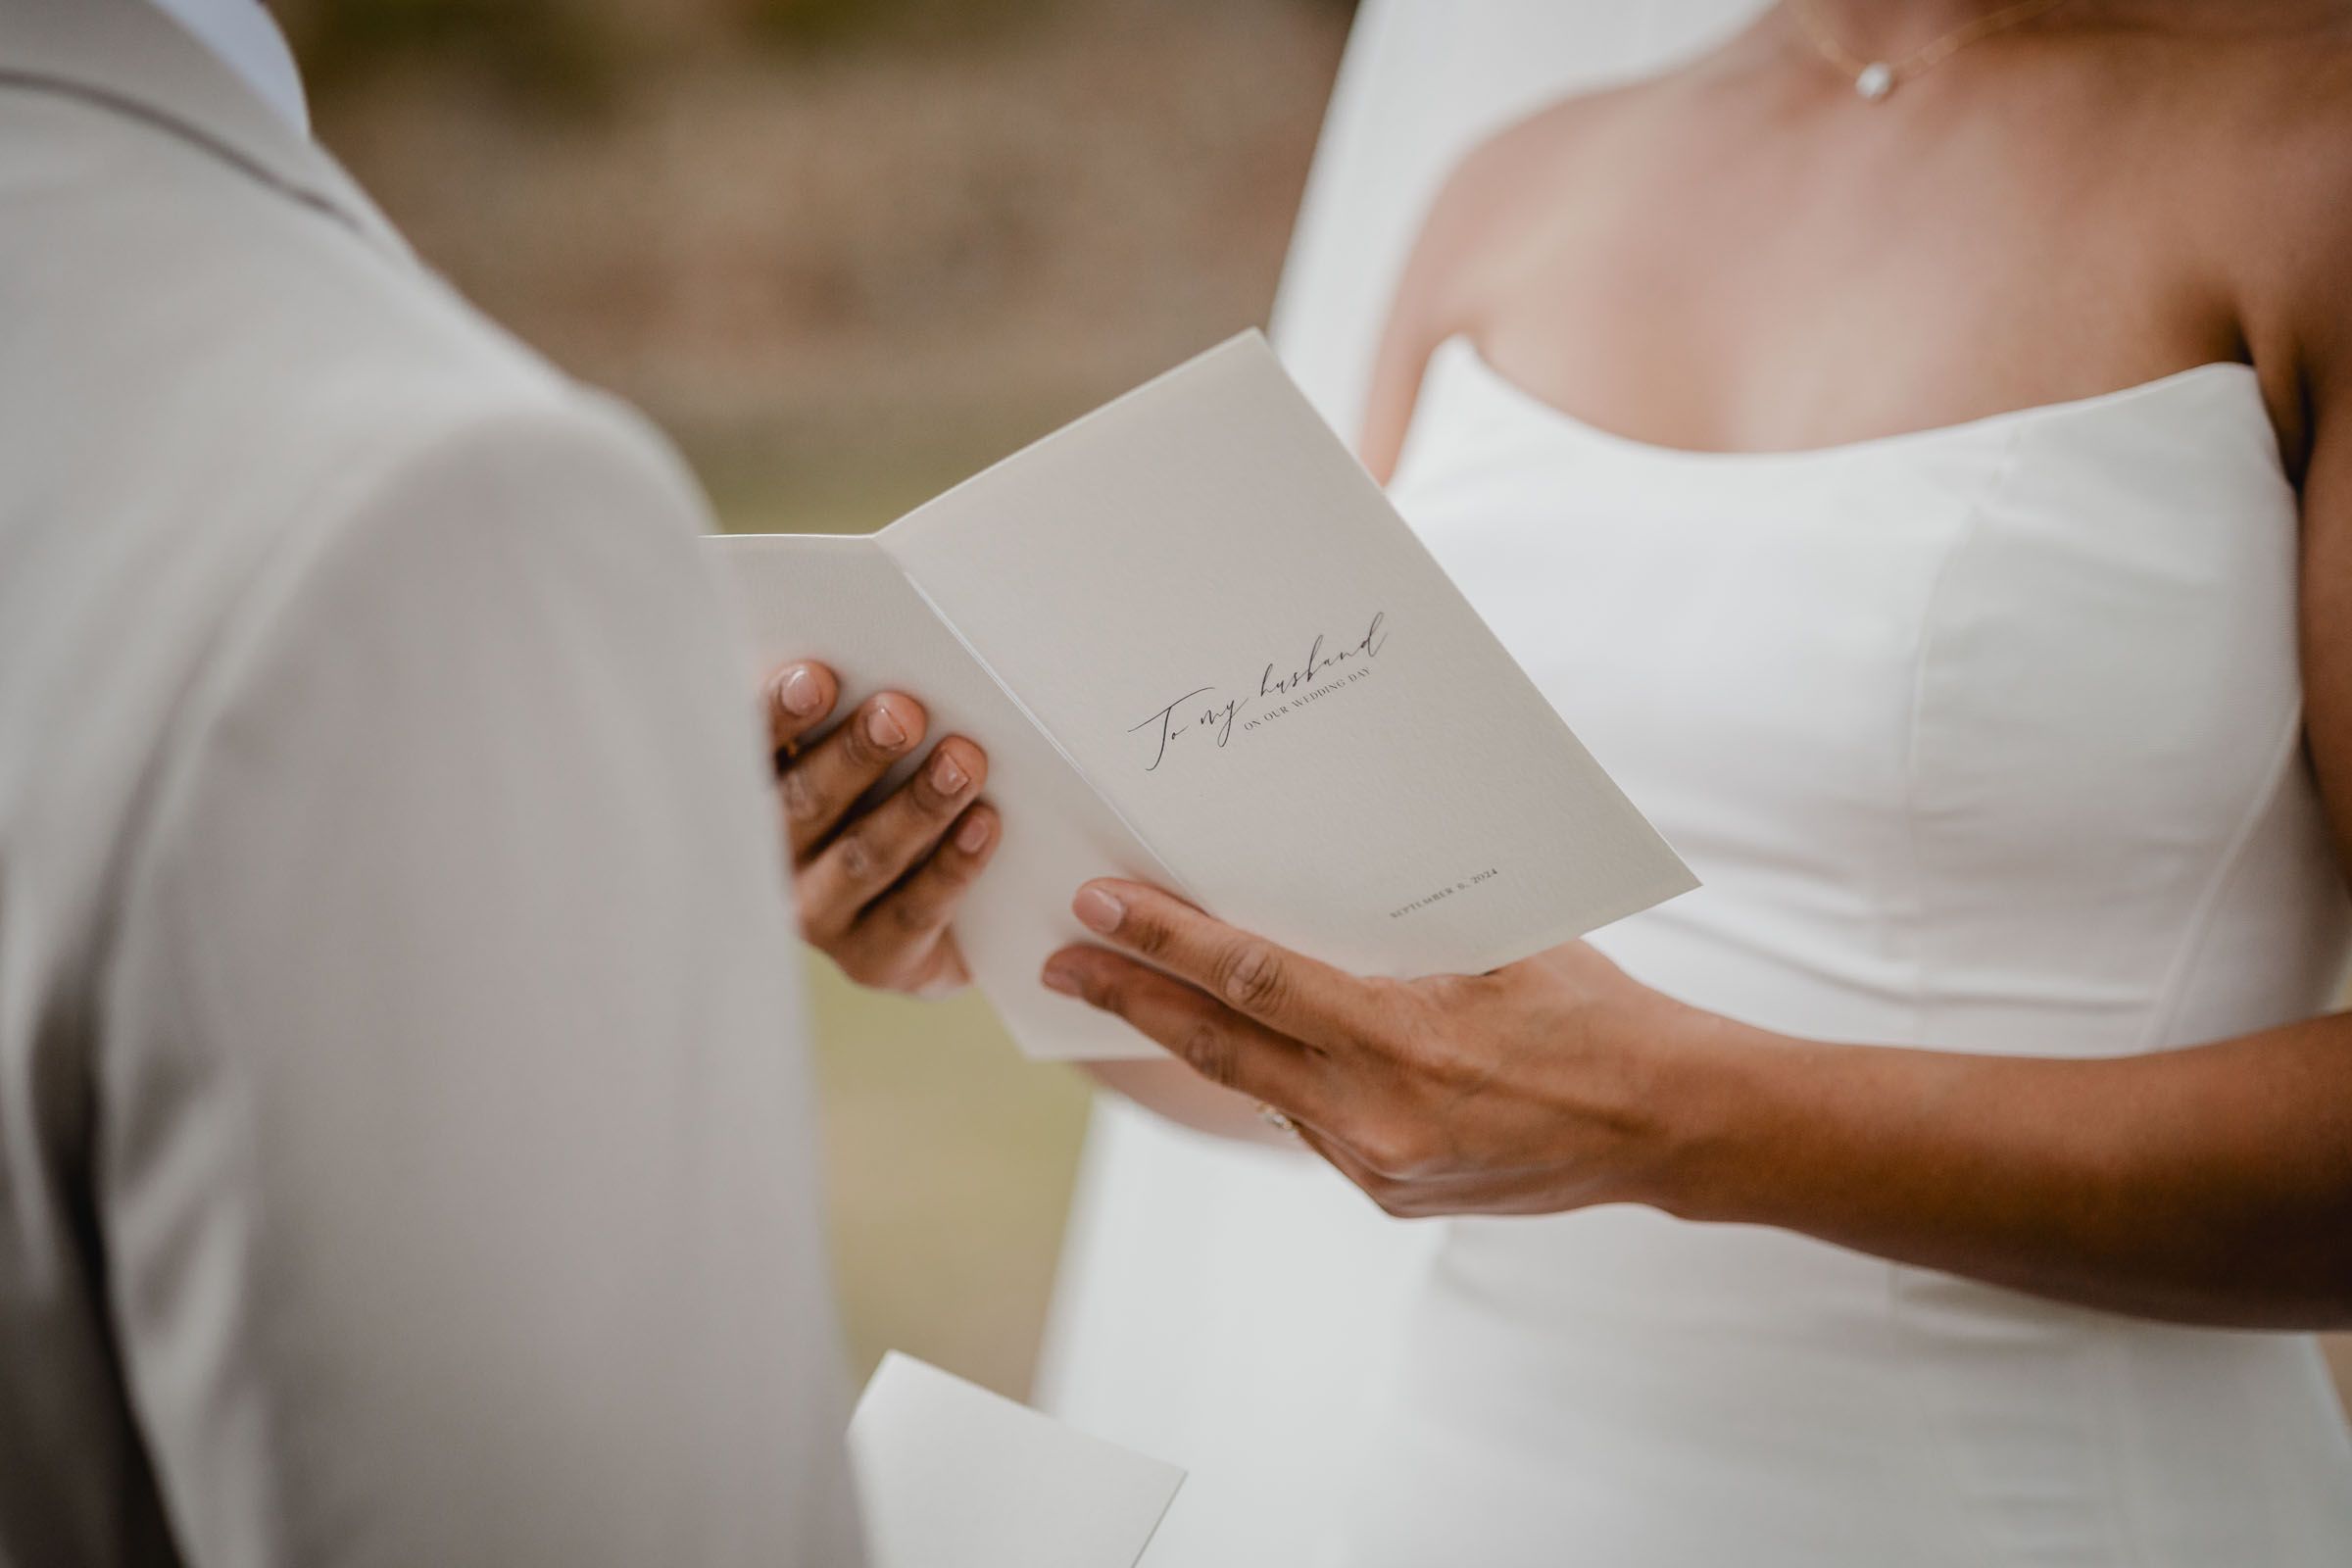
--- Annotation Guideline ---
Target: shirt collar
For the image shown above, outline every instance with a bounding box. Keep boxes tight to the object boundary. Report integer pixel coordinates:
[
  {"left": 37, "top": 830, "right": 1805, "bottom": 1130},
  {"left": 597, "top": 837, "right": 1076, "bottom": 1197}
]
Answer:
[
  {"left": 0, "top": 0, "right": 404, "bottom": 257},
  {"left": 142, "top": 0, "right": 308, "bottom": 136}
]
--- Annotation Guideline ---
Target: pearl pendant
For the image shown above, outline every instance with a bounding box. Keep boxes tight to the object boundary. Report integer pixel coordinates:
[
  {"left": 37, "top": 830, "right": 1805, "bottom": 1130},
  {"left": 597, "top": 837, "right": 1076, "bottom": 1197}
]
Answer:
[{"left": 1854, "top": 62, "right": 1895, "bottom": 101}]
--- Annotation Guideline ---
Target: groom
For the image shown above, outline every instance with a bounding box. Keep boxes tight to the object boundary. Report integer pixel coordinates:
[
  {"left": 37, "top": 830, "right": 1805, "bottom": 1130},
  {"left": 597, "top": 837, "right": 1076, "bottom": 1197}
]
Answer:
[{"left": 0, "top": 0, "right": 860, "bottom": 1562}]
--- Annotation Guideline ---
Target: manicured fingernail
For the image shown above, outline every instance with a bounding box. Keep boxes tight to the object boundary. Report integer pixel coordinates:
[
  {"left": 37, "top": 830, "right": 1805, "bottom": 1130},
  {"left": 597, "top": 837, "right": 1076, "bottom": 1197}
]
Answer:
[
  {"left": 1042, "top": 961, "right": 1083, "bottom": 998},
  {"left": 1073, "top": 886, "right": 1123, "bottom": 934},
  {"left": 956, "top": 811, "right": 993, "bottom": 854},
  {"left": 931, "top": 750, "right": 968, "bottom": 795},
  {"left": 779, "top": 664, "right": 823, "bottom": 716},
  {"left": 865, "top": 702, "right": 907, "bottom": 750}
]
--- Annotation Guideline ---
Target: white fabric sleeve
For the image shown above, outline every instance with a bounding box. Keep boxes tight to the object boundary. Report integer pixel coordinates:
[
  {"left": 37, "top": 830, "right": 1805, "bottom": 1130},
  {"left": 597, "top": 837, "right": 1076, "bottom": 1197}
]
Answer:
[{"left": 97, "top": 398, "right": 863, "bottom": 1567}]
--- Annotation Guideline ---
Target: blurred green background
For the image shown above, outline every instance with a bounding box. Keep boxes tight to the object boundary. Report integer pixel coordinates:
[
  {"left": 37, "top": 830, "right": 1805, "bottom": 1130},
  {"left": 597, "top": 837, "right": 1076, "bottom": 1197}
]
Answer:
[{"left": 273, "top": 0, "right": 2351, "bottom": 1418}]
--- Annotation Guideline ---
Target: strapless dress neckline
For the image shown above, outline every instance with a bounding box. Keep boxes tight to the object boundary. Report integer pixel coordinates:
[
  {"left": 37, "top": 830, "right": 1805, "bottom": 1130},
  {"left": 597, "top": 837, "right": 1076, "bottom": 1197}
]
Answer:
[{"left": 1439, "top": 333, "right": 2265, "bottom": 467}]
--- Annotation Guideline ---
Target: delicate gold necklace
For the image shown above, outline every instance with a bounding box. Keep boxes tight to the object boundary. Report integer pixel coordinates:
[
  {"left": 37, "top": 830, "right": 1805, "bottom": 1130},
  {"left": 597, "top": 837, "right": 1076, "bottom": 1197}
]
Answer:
[{"left": 1788, "top": 0, "right": 2077, "bottom": 101}]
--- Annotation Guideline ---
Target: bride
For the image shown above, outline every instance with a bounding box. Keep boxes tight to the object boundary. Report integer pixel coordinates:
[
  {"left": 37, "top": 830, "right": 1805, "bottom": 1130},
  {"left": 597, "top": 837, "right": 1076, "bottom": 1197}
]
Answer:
[{"left": 763, "top": 0, "right": 2352, "bottom": 1558}]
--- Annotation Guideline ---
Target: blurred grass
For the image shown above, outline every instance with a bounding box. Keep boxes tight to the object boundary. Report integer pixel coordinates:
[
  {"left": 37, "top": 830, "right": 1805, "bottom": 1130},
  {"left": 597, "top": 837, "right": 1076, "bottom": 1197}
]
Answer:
[{"left": 804, "top": 959, "right": 1092, "bottom": 1400}]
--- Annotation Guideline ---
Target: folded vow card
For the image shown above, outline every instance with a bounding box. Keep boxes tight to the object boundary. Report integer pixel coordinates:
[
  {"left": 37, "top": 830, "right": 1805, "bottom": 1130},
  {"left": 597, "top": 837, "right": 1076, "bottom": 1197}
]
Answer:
[
  {"left": 849, "top": 1352, "right": 1184, "bottom": 1568},
  {"left": 713, "top": 331, "right": 1695, "bottom": 1059}
]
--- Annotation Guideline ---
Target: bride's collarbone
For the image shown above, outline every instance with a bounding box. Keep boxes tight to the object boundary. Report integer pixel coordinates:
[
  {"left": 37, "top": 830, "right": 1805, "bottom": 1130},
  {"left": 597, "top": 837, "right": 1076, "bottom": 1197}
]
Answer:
[
  {"left": 1467, "top": 224, "right": 2248, "bottom": 455},
  {"left": 1449, "top": 38, "right": 2329, "bottom": 453}
]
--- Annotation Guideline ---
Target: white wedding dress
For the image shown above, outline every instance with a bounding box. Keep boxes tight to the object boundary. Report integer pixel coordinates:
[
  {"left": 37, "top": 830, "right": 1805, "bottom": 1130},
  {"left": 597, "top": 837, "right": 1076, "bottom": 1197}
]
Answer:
[
  {"left": 1040, "top": 3, "right": 2352, "bottom": 1561},
  {"left": 1325, "top": 335, "right": 2352, "bottom": 1562}
]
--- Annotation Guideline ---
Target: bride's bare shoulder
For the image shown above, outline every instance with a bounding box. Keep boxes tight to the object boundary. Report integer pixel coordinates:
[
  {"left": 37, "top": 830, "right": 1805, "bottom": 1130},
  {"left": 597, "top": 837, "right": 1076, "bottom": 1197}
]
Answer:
[
  {"left": 2191, "top": 7, "right": 2352, "bottom": 467},
  {"left": 2184, "top": 4, "right": 2352, "bottom": 181},
  {"left": 1354, "top": 72, "right": 1699, "bottom": 474},
  {"left": 2215, "top": 18, "right": 2352, "bottom": 351},
  {"left": 1437, "top": 77, "right": 1659, "bottom": 196},
  {"left": 1387, "top": 74, "right": 1685, "bottom": 343}
]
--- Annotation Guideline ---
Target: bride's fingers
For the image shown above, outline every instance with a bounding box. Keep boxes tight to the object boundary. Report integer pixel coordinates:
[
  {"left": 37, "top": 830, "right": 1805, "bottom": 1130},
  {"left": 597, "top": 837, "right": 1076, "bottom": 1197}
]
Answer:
[
  {"left": 776, "top": 692, "right": 927, "bottom": 861},
  {"left": 1066, "top": 879, "right": 1386, "bottom": 1056},
  {"left": 1041, "top": 947, "right": 1334, "bottom": 1120},
  {"left": 762, "top": 660, "right": 839, "bottom": 754},
  {"left": 796, "top": 736, "right": 982, "bottom": 940},
  {"left": 833, "top": 804, "right": 999, "bottom": 982}
]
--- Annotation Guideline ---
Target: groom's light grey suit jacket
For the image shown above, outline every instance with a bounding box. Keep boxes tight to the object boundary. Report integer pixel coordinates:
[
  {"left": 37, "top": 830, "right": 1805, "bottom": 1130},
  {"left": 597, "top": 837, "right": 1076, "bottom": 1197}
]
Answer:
[{"left": 0, "top": 1, "right": 861, "bottom": 1563}]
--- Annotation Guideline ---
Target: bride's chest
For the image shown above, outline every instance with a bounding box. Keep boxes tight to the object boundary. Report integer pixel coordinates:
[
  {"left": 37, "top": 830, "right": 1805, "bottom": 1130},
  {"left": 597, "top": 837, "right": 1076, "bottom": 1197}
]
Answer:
[
  {"left": 1388, "top": 351, "right": 2304, "bottom": 901},
  {"left": 1477, "top": 110, "right": 2246, "bottom": 459}
]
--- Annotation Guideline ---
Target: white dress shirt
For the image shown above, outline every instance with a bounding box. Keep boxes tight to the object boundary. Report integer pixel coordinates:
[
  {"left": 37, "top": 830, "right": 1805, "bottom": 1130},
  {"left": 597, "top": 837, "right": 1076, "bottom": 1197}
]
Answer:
[
  {"left": 144, "top": 0, "right": 308, "bottom": 131},
  {"left": 0, "top": 0, "right": 861, "bottom": 1562}
]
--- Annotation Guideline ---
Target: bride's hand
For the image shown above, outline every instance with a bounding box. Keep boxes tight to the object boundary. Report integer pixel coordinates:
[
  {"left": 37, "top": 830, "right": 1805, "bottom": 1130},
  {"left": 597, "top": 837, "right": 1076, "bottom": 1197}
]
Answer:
[
  {"left": 762, "top": 660, "right": 1000, "bottom": 998},
  {"left": 1042, "top": 879, "right": 1721, "bottom": 1216}
]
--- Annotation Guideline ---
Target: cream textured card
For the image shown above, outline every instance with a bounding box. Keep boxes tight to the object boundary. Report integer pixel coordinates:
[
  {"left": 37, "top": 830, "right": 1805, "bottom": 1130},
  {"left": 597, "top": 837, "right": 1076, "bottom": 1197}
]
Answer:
[
  {"left": 713, "top": 331, "right": 1695, "bottom": 1060},
  {"left": 848, "top": 1352, "right": 1184, "bottom": 1568}
]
